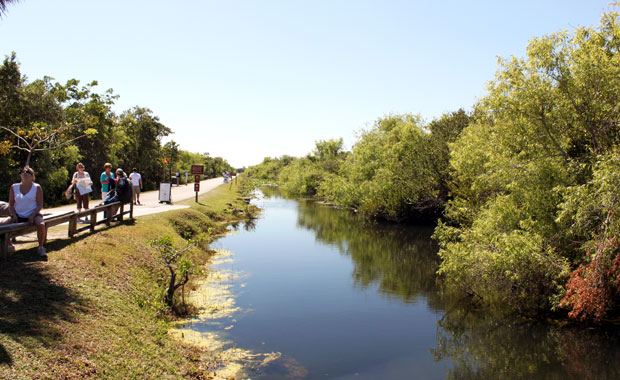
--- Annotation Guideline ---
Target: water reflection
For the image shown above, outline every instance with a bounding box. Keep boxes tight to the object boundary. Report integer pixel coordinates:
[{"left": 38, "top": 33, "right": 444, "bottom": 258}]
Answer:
[
  {"left": 284, "top": 191, "right": 620, "bottom": 380},
  {"left": 433, "top": 305, "right": 620, "bottom": 380},
  {"left": 295, "top": 200, "right": 440, "bottom": 305}
]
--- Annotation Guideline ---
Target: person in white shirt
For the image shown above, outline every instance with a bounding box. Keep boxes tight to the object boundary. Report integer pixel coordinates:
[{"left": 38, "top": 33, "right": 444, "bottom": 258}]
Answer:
[
  {"left": 129, "top": 168, "right": 143, "bottom": 205},
  {"left": 3, "top": 166, "right": 47, "bottom": 256},
  {"left": 72, "top": 162, "right": 93, "bottom": 222}
]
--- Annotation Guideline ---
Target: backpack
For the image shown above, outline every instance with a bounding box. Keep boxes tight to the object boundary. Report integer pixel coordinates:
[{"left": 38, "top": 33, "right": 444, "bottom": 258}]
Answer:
[
  {"left": 116, "top": 177, "right": 132, "bottom": 203},
  {"left": 107, "top": 174, "right": 116, "bottom": 191}
]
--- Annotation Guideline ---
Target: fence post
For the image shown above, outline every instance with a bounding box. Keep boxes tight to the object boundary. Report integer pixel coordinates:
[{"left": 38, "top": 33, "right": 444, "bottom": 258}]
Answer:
[
  {"left": 68, "top": 214, "right": 77, "bottom": 237},
  {"left": 106, "top": 204, "right": 112, "bottom": 226},
  {"left": 119, "top": 203, "right": 124, "bottom": 222},
  {"left": 90, "top": 210, "right": 97, "bottom": 233},
  {"left": 0, "top": 233, "right": 8, "bottom": 260},
  {"left": 130, "top": 201, "right": 134, "bottom": 219}
]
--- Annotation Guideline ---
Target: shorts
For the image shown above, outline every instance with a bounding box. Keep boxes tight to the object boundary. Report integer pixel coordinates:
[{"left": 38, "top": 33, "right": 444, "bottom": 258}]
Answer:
[
  {"left": 132, "top": 186, "right": 140, "bottom": 194},
  {"left": 17, "top": 213, "right": 43, "bottom": 224}
]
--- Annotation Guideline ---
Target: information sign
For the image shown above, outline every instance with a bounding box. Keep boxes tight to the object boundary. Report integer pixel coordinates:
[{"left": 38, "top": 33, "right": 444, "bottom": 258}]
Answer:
[
  {"left": 190, "top": 165, "right": 204, "bottom": 175},
  {"left": 194, "top": 183, "right": 200, "bottom": 192},
  {"left": 158, "top": 182, "right": 172, "bottom": 204}
]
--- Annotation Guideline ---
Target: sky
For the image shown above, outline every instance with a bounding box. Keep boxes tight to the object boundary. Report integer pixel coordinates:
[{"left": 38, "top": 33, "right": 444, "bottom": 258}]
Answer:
[{"left": 0, "top": 0, "right": 613, "bottom": 168}]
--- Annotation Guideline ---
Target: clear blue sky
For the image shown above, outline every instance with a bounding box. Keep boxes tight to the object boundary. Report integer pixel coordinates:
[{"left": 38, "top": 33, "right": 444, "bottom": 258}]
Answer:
[{"left": 0, "top": 0, "right": 612, "bottom": 167}]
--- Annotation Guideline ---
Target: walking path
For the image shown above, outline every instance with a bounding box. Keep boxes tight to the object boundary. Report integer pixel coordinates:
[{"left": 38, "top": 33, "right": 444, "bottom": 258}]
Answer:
[
  {"left": 45, "top": 177, "right": 224, "bottom": 218},
  {"left": 10, "top": 178, "right": 226, "bottom": 248}
]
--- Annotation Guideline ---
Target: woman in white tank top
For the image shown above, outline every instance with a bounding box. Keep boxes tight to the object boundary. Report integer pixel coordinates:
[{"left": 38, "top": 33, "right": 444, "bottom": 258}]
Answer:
[{"left": 6, "top": 166, "right": 47, "bottom": 256}]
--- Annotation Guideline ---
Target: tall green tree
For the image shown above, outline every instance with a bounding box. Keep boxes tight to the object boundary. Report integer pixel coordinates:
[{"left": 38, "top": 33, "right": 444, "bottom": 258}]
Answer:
[
  {"left": 436, "top": 9, "right": 620, "bottom": 317},
  {"left": 118, "top": 107, "right": 171, "bottom": 188},
  {"left": 317, "top": 112, "right": 467, "bottom": 221}
]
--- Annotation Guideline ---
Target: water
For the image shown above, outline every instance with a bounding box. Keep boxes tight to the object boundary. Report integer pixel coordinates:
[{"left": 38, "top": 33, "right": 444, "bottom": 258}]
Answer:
[{"left": 181, "top": 187, "right": 620, "bottom": 379}]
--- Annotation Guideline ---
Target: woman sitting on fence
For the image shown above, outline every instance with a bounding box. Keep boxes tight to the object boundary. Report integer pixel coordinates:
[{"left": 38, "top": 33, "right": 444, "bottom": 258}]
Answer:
[{"left": 4, "top": 166, "right": 46, "bottom": 256}]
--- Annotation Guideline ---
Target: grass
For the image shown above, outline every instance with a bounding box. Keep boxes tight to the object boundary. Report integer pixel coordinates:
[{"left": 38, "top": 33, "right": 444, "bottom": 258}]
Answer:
[{"left": 0, "top": 179, "right": 257, "bottom": 379}]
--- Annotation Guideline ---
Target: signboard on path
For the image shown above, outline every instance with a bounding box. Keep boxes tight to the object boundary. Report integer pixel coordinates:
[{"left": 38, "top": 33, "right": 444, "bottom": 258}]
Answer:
[
  {"left": 191, "top": 165, "right": 204, "bottom": 175},
  {"left": 158, "top": 182, "right": 172, "bottom": 204}
]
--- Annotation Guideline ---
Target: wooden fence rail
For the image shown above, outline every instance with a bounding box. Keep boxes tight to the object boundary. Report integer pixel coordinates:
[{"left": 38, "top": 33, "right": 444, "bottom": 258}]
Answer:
[{"left": 0, "top": 201, "right": 133, "bottom": 259}]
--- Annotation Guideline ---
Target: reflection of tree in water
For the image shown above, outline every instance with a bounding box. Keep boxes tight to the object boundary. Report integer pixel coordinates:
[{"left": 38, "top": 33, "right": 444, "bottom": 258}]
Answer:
[
  {"left": 433, "top": 305, "right": 620, "bottom": 380},
  {"left": 259, "top": 185, "right": 286, "bottom": 199},
  {"left": 290, "top": 195, "right": 620, "bottom": 379},
  {"left": 243, "top": 218, "right": 257, "bottom": 232},
  {"left": 295, "top": 200, "right": 443, "bottom": 306}
]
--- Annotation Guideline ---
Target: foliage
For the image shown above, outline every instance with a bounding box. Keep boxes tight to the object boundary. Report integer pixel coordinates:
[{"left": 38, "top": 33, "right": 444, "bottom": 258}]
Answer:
[
  {"left": 277, "top": 138, "right": 347, "bottom": 196},
  {"left": 245, "top": 154, "right": 296, "bottom": 182},
  {"left": 558, "top": 151, "right": 620, "bottom": 321},
  {"left": 319, "top": 112, "right": 468, "bottom": 221},
  {"left": 149, "top": 234, "right": 205, "bottom": 311},
  {"left": 436, "top": 9, "right": 620, "bottom": 317},
  {"left": 0, "top": 53, "right": 233, "bottom": 205},
  {"left": 247, "top": 112, "right": 467, "bottom": 221}
]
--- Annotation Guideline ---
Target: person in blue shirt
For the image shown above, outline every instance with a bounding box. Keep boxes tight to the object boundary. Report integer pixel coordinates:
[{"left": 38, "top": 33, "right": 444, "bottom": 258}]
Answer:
[{"left": 100, "top": 163, "right": 115, "bottom": 200}]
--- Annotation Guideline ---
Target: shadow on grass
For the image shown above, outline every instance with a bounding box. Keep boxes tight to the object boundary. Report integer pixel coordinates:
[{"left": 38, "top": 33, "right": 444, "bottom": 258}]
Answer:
[
  {"left": 0, "top": 219, "right": 134, "bottom": 366},
  {"left": 0, "top": 247, "right": 82, "bottom": 366}
]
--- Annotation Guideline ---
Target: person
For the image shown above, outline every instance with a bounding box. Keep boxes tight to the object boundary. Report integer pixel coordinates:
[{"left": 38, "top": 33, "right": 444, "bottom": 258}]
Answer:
[
  {"left": 115, "top": 169, "right": 133, "bottom": 204},
  {"left": 72, "top": 162, "right": 92, "bottom": 222},
  {"left": 103, "top": 168, "right": 133, "bottom": 222},
  {"left": 129, "top": 168, "right": 143, "bottom": 205},
  {"left": 100, "top": 163, "right": 115, "bottom": 200},
  {"left": 2, "top": 166, "right": 46, "bottom": 256},
  {"left": 103, "top": 169, "right": 132, "bottom": 204},
  {"left": 184, "top": 170, "right": 188, "bottom": 186},
  {"left": 176, "top": 172, "right": 180, "bottom": 186}
]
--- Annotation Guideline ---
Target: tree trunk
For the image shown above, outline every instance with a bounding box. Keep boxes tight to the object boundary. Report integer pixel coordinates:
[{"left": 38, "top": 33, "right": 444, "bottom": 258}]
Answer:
[
  {"left": 25, "top": 150, "right": 32, "bottom": 167},
  {"left": 165, "top": 269, "right": 176, "bottom": 306}
]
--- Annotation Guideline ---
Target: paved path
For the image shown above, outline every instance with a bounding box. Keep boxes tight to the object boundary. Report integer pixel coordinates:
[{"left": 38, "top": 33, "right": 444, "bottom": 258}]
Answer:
[
  {"left": 12, "top": 178, "right": 227, "bottom": 249},
  {"left": 45, "top": 177, "right": 224, "bottom": 218}
]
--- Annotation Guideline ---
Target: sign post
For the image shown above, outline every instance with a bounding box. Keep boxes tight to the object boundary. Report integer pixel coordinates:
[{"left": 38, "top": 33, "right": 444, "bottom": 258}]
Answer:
[
  {"left": 191, "top": 165, "right": 204, "bottom": 202},
  {"left": 158, "top": 182, "right": 172, "bottom": 204}
]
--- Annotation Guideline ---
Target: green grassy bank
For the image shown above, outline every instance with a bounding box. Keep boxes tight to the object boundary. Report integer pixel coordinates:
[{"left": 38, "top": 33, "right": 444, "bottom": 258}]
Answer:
[{"left": 0, "top": 180, "right": 257, "bottom": 380}]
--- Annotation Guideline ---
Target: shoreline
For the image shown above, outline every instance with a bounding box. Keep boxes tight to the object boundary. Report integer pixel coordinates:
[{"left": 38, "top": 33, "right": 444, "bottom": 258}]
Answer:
[{"left": 0, "top": 179, "right": 257, "bottom": 379}]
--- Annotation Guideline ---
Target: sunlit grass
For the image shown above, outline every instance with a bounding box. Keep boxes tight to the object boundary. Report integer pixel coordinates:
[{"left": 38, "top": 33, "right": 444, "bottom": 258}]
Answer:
[{"left": 0, "top": 182, "right": 251, "bottom": 379}]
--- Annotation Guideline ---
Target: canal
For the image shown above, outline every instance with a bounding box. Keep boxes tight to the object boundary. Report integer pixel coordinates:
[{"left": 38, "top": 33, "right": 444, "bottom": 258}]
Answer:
[{"left": 177, "top": 187, "right": 620, "bottom": 379}]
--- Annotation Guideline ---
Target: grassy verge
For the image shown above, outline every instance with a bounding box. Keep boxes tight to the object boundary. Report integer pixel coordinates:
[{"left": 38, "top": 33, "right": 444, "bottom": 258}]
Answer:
[{"left": 0, "top": 179, "right": 257, "bottom": 380}]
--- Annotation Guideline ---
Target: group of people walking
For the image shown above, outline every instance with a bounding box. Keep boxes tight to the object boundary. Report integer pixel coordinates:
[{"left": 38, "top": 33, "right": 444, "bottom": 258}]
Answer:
[{"left": 1, "top": 163, "right": 144, "bottom": 257}]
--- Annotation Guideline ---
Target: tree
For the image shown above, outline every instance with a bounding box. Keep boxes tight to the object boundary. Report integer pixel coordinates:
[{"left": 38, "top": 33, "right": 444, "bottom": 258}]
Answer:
[
  {"left": 435, "top": 9, "right": 620, "bottom": 316},
  {"left": 0, "top": 0, "right": 18, "bottom": 17},
  {"left": 149, "top": 235, "right": 202, "bottom": 310},
  {"left": 0, "top": 54, "right": 96, "bottom": 166},
  {"left": 118, "top": 107, "right": 171, "bottom": 188}
]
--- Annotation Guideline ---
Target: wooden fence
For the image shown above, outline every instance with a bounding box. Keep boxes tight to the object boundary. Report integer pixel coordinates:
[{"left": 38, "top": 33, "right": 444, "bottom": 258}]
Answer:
[{"left": 0, "top": 201, "right": 133, "bottom": 259}]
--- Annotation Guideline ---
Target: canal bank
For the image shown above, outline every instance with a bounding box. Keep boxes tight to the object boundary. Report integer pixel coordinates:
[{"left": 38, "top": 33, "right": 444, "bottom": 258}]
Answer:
[{"left": 0, "top": 180, "right": 256, "bottom": 380}]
